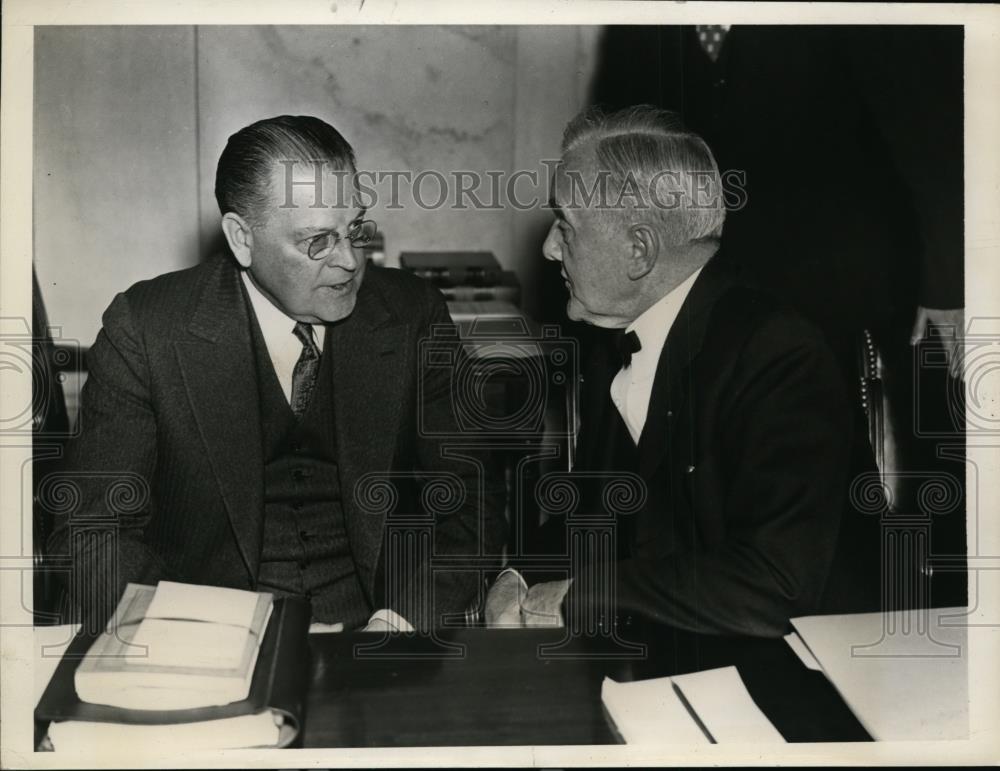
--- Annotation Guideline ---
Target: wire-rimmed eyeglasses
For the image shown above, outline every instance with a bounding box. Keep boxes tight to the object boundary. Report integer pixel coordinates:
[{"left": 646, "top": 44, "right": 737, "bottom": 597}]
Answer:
[{"left": 305, "top": 214, "right": 378, "bottom": 260}]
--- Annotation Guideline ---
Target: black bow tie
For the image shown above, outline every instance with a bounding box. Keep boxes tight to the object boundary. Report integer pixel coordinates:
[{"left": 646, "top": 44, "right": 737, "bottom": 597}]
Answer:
[{"left": 614, "top": 330, "right": 642, "bottom": 369}]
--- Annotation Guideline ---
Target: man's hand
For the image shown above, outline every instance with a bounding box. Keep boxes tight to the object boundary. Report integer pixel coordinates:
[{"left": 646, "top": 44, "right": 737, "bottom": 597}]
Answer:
[
  {"left": 361, "top": 609, "right": 414, "bottom": 633},
  {"left": 484, "top": 570, "right": 571, "bottom": 628},
  {"left": 484, "top": 569, "right": 527, "bottom": 627},
  {"left": 521, "top": 579, "right": 572, "bottom": 627},
  {"left": 361, "top": 617, "right": 393, "bottom": 633},
  {"left": 911, "top": 306, "right": 965, "bottom": 380}
]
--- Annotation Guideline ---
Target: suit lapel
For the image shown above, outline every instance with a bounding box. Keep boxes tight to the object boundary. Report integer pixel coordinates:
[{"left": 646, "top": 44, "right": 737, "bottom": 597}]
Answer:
[
  {"left": 174, "top": 258, "right": 263, "bottom": 583},
  {"left": 637, "top": 254, "right": 737, "bottom": 479},
  {"left": 329, "top": 276, "right": 408, "bottom": 600},
  {"left": 576, "top": 331, "right": 619, "bottom": 473}
]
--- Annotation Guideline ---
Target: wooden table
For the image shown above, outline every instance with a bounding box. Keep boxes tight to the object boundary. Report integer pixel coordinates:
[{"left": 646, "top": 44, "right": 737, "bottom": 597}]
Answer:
[{"left": 302, "top": 623, "right": 871, "bottom": 746}]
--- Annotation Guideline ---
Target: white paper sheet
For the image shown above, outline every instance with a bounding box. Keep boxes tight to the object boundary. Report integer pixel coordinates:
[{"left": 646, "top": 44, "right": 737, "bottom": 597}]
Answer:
[
  {"left": 600, "top": 676, "right": 710, "bottom": 744},
  {"left": 671, "top": 666, "right": 786, "bottom": 743},
  {"left": 792, "top": 607, "right": 969, "bottom": 741}
]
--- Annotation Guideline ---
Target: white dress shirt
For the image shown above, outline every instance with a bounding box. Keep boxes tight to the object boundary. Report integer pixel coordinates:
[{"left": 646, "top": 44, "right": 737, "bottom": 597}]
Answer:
[
  {"left": 610, "top": 268, "right": 703, "bottom": 445},
  {"left": 240, "top": 271, "right": 326, "bottom": 404},
  {"left": 240, "top": 271, "right": 413, "bottom": 633}
]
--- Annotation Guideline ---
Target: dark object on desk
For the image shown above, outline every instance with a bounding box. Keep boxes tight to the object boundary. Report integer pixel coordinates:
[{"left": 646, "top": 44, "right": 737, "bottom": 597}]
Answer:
[
  {"left": 35, "top": 597, "right": 311, "bottom": 749},
  {"left": 402, "top": 250, "right": 522, "bottom": 305},
  {"left": 438, "top": 271, "right": 521, "bottom": 305},
  {"left": 401, "top": 250, "right": 503, "bottom": 285},
  {"left": 302, "top": 625, "right": 870, "bottom": 746},
  {"left": 448, "top": 300, "right": 541, "bottom": 334},
  {"left": 359, "top": 229, "right": 385, "bottom": 265}
]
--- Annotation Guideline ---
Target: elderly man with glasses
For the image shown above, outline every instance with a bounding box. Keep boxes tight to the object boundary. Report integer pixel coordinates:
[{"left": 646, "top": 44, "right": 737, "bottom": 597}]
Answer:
[{"left": 48, "top": 115, "right": 506, "bottom": 633}]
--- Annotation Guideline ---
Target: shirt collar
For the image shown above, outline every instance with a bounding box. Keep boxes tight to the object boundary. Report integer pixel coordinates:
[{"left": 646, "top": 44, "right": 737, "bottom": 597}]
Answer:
[
  {"left": 625, "top": 267, "right": 703, "bottom": 378},
  {"left": 240, "top": 270, "right": 325, "bottom": 350}
]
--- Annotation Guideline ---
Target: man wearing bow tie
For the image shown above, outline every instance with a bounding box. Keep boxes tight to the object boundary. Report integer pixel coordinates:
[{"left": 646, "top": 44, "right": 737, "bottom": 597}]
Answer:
[
  {"left": 488, "top": 105, "right": 877, "bottom": 637},
  {"left": 47, "top": 115, "right": 506, "bottom": 632}
]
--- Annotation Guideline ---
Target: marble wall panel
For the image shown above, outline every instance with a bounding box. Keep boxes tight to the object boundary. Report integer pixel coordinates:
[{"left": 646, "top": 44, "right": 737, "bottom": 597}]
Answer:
[{"left": 33, "top": 26, "right": 200, "bottom": 345}]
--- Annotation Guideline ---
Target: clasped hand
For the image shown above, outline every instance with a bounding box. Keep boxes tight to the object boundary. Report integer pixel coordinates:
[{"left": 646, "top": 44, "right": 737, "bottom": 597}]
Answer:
[{"left": 483, "top": 569, "right": 572, "bottom": 628}]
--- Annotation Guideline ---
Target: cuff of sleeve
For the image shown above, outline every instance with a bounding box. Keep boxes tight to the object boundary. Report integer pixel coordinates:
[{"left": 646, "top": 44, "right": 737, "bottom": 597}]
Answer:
[{"left": 368, "top": 608, "right": 415, "bottom": 633}]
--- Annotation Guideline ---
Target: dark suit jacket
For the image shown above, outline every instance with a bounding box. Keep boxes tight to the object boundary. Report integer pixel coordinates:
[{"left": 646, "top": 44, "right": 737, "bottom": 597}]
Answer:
[
  {"left": 591, "top": 25, "right": 964, "bottom": 332},
  {"left": 564, "top": 255, "right": 880, "bottom": 638},
  {"left": 47, "top": 256, "right": 506, "bottom": 628}
]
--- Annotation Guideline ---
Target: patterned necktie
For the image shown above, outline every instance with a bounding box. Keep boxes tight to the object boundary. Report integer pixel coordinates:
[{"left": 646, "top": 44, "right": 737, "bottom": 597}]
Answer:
[
  {"left": 290, "top": 322, "right": 321, "bottom": 418},
  {"left": 615, "top": 330, "right": 643, "bottom": 369},
  {"left": 696, "top": 25, "right": 728, "bottom": 62}
]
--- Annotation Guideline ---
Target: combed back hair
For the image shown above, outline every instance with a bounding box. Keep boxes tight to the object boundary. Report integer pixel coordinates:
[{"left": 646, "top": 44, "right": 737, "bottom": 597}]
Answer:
[
  {"left": 215, "top": 115, "right": 356, "bottom": 224},
  {"left": 561, "top": 105, "right": 725, "bottom": 244}
]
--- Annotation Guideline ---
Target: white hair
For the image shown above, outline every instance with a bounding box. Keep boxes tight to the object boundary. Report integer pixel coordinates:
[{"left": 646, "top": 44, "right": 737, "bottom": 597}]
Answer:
[{"left": 561, "top": 105, "right": 725, "bottom": 244}]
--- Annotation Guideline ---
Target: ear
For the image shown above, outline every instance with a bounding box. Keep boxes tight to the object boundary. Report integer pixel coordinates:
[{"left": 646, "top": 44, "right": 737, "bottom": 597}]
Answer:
[
  {"left": 625, "top": 223, "right": 659, "bottom": 280},
  {"left": 221, "top": 212, "right": 254, "bottom": 268}
]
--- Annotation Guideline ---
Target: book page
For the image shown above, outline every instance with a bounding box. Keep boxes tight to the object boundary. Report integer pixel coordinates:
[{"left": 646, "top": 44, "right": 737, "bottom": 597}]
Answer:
[
  {"left": 128, "top": 619, "right": 246, "bottom": 670},
  {"left": 143, "top": 581, "right": 259, "bottom": 629}
]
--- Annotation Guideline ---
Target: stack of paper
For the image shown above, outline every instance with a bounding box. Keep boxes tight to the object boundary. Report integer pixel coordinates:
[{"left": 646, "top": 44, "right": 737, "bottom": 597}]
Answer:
[
  {"left": 75, "top": 582, "right": 273, "bottom": 711},
  {"left": 601, "top": 666, "right": 785, "bottom": 744}
]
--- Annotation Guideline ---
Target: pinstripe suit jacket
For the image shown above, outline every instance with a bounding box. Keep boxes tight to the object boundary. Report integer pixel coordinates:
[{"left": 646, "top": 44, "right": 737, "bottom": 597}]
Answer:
[{"left": 47, "top": 256, "right": 506, "bottom": 628}]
